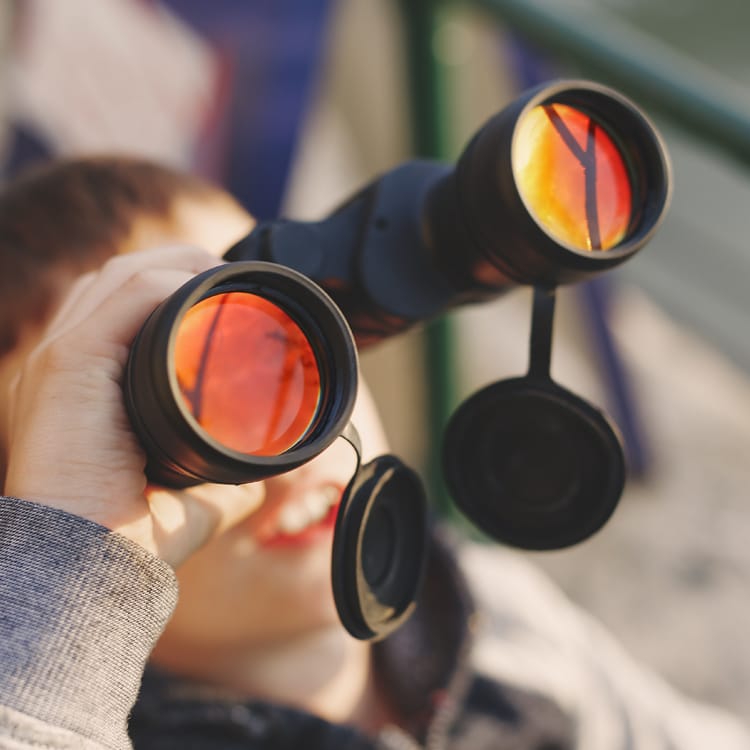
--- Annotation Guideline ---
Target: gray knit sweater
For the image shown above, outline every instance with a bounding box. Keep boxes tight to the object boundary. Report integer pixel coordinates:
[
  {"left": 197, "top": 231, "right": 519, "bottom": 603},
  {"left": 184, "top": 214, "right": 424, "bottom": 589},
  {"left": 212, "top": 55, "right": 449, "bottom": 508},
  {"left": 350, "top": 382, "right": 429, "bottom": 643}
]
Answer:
[
  {"left": 2, "top": 494, "right": 749, "bottom": 750},
  {"left": 0, "top": 496, "right": 176, "bottom": 749}
]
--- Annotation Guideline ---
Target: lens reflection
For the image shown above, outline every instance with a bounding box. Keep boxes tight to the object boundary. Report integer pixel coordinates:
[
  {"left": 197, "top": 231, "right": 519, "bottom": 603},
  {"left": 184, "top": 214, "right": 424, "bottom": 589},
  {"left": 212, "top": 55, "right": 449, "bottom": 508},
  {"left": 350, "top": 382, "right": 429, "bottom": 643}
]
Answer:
[
  {"left": 514, "top": 103, "right": 632, "bottom": 251},
  {"left": 173, "top": 292, "right": 321, "bottom": 456}
]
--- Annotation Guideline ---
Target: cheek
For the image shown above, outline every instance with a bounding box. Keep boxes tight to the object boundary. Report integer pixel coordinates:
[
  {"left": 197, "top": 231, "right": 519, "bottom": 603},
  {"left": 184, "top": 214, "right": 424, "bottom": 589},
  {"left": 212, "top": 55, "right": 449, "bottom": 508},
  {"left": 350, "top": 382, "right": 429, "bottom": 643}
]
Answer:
[
  {"left": 309, "top": 439, "right": 359, "bottom": 484},
  {"left": 170, "top": 534, "right": 339, "bottom": 645},
  {"left": 349, "top": 384, "right": 390, "bottom": 462}
]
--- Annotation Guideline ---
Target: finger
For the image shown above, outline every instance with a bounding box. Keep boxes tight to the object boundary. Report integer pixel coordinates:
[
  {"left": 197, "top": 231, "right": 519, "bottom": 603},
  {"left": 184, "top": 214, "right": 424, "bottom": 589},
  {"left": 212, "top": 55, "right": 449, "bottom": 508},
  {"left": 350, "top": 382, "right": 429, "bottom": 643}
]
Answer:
[
  {"left": 52, "top": 267, "right": 206, "bottom": 359},
  {"left": 143, "top": 482, "right": 267, "bottom": 567},
  {"left": 44, "top": 269, "right": 98, "bottom": 333},
  {"left": 46, "top": 244, "right": 223, "bottom": 339}
]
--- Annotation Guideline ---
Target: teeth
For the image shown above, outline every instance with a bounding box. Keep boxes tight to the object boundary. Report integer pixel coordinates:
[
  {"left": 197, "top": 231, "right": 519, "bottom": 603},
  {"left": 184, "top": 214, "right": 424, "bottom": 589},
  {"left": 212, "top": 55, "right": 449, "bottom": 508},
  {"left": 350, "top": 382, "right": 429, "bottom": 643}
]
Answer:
[
  {"left": 278, "top": 503, "right": 310, "bottom": 534},
  {"left": 277, "top": 487, "right": 339, "bottom": 535},
  {"left": 322, "top": 485, "right": 341, "bottom": 504},
  {"left": 303, "top": 490, "right": 333, "bottom": 518}
]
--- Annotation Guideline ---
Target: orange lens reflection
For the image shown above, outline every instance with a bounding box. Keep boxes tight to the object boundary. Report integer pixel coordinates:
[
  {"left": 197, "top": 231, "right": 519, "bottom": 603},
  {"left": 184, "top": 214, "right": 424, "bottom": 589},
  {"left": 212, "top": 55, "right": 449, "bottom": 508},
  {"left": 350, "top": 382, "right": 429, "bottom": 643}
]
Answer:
[
  {"left": 173, "top": 292, "right": 321, "bottom": 456},
  {"left": 514, "top": 103, "right": 632, "bottom": 251}
]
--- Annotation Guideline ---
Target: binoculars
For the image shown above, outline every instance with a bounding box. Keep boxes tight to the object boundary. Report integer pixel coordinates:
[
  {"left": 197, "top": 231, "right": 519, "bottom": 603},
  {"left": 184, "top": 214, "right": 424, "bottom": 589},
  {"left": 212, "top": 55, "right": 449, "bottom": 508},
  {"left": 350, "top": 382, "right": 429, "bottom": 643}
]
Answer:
[{"left": 124, "top": 80, "right": 671, "bottom": 639}]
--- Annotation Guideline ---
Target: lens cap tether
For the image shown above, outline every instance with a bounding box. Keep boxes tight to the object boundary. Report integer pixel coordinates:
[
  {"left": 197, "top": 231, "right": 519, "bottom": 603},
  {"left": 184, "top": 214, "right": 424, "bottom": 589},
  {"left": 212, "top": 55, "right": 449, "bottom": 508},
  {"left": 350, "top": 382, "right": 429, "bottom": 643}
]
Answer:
[
  {"left": 332, "top": 426, "right": 428, "bottom": 640},
  {"left": 443, "top": 288, "right": 625, "bottom": 550}
]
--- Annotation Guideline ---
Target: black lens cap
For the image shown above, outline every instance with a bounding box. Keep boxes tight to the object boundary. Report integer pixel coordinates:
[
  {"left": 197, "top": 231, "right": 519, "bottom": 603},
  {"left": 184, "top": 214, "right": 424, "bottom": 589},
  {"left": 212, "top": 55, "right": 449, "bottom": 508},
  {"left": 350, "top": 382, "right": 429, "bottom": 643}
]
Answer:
[
  {"left": 443, "top": 377, "right": 625, "bottom": 550},
  {"left": 332, "top": 455, "right": 428, "bottom": 641}
]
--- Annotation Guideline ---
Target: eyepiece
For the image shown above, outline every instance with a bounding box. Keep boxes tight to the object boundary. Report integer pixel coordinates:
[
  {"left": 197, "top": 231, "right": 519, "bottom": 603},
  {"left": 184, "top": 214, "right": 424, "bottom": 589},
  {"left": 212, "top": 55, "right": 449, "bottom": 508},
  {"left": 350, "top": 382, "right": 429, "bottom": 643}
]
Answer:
[
  {"left": 425, "top": 79, "right": 672, "bottom": 291},
  {"left": 124, "top": 261, "right": 358, "bottom": 487}
]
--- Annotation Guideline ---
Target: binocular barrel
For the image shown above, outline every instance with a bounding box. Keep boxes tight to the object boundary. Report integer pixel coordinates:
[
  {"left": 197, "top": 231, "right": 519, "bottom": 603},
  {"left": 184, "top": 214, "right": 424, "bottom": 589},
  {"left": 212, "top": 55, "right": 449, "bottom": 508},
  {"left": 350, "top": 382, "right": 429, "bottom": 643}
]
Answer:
[
  {"left": 124, "top": 262, "right": 358, "bottom": 487},
  {"left": 125, "top": 79, "right": 671, "bottom": 493},
  {"left": 426, "top": 80, "right": 671, "bottom": 291},
  {"left": 119, "top": 81, "right": 673, "bottom": 636},
  {"left": 226, "top": 79, "right": 671, "bottom": 346}
]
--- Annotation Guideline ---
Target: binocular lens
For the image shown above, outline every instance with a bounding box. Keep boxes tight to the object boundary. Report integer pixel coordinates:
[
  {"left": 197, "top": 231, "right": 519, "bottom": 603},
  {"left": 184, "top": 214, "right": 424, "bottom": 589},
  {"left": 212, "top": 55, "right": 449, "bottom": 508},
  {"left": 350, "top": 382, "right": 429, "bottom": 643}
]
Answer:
[
  {"left": 424, "top": 80, "right": 670, "bottom": 291},
  {"left": 514, "top": 103, "right": 633, "bottom": 252},
  {"left": 125, "top": 261, "right": 358, "bottom": 486},
  {"left": 173, "top": 291, "right": 322, "bottom": 456}
]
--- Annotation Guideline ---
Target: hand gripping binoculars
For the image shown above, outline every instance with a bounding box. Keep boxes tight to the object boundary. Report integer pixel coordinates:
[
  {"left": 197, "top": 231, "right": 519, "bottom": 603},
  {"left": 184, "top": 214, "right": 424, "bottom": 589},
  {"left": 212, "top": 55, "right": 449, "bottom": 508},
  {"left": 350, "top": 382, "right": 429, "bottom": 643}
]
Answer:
[{"left": 123, "top": 80, "right": 671, "bottom": 639}]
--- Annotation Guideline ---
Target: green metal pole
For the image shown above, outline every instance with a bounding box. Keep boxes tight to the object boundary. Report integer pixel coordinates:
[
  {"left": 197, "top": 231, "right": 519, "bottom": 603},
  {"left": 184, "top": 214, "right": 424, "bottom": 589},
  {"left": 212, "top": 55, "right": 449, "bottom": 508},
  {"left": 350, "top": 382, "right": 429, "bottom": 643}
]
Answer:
[
  {"left": 467, "top": 0, "right": 750, "bottom": 166},
  {"left": 398, "top": 0, "right": 451, "bottom": 157},
  {"left": 397, "top": 0, "right": 459, "bottom": 517}
]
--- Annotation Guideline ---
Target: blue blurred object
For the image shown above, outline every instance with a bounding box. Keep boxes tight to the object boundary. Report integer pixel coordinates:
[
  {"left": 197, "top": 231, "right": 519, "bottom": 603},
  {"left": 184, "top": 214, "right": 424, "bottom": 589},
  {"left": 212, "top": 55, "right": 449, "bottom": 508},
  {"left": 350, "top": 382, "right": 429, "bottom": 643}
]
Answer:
[
  {"left": 2, "top": 0, "right": 333, "bottom": 223},
  {"left": 161, "top": 0, "right": 334, "bottom": 220}
]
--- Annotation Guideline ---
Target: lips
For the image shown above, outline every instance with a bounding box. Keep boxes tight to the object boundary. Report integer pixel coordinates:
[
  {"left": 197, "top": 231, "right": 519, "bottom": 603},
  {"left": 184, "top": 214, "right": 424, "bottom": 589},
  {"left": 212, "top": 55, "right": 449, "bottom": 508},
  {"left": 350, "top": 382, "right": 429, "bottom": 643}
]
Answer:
[{"left": 256, "top": 485, "right": 342, "bottom": 548}]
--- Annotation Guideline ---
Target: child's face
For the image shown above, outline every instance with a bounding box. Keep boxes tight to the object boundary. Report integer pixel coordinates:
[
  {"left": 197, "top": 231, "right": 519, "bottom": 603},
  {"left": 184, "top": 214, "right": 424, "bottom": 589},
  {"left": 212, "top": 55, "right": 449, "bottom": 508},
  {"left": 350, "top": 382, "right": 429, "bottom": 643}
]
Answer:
[
  {"left": 160, "top": 383, "right": 389, "bottom": 650},
  {"left": 124, "top": 195, "right": 391, "bottom": 647},
  {"left": 2, "top": 190, "right": 391, "bottom": 648}
]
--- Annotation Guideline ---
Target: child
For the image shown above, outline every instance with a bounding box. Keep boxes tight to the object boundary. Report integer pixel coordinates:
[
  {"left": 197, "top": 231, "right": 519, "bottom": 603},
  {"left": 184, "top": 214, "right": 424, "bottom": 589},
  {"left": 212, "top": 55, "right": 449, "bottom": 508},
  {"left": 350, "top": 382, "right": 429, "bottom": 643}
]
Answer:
[{"left": 0, "top": 158, "right": 747, "bottom": 750}]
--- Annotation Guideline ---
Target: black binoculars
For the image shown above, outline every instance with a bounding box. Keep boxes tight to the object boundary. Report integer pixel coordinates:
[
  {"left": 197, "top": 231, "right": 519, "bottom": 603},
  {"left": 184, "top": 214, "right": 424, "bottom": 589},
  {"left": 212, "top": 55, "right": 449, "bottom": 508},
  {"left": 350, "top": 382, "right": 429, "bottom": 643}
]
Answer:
[{"left": 124, "top": 80, "right": 671, "bottom": 639}]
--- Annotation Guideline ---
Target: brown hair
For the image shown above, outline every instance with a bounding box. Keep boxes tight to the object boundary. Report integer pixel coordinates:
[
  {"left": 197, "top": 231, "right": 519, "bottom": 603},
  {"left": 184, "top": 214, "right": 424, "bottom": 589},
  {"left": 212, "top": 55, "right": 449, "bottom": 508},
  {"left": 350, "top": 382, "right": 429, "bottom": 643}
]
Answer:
[{"left": 0, "top": 156, "right": 233, "bottom": 357}]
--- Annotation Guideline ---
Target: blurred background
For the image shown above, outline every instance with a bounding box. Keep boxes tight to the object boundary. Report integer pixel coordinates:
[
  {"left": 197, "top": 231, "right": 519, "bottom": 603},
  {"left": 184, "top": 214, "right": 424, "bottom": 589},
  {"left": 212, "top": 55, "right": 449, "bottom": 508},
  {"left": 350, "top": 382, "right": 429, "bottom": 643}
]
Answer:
[{"left": 1, "top": 0, "right": 749, "bottom": 719}]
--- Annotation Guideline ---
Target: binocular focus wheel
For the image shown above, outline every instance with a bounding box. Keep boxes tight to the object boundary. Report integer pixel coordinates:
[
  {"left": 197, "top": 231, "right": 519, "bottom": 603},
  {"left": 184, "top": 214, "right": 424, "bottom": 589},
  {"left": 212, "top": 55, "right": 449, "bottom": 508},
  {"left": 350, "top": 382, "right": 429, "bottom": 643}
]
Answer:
[
  {"left": 443, "top": 377, "right": 625, "bottom": 550},
  {"left": 332, "top": 456, "right": 428, "bottom": 641}
]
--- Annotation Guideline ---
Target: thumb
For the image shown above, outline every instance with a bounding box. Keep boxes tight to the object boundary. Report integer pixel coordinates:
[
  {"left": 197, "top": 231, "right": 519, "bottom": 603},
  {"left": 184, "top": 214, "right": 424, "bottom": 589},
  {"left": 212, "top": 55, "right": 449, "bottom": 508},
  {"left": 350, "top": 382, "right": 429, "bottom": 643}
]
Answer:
[{"left": 117, "top": 481, "right": 266, "bottom": 568}]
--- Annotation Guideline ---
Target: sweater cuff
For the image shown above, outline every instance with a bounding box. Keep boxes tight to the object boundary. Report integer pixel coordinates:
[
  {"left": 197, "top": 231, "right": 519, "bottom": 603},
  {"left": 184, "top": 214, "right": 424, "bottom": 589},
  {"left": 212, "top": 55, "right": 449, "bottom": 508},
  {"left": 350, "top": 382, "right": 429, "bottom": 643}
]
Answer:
[{"left": 0, "top": 496, "right": 178, "bottom": 750}]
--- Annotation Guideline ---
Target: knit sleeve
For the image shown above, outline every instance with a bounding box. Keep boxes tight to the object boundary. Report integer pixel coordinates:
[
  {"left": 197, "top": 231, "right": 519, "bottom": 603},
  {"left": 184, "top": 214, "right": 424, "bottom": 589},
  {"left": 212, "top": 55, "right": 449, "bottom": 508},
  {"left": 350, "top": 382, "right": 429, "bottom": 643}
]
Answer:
[{"left": 0, "top": 496, "right": 178, "bottom": 750}]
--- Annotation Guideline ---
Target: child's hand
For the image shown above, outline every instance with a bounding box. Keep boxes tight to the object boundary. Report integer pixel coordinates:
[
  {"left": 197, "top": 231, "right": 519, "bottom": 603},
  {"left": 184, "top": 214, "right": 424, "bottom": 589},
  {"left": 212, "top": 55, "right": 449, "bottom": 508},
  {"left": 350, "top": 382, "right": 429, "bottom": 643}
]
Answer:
[{"left": 4, "top": 245, "right": 266, "bottom": 568}]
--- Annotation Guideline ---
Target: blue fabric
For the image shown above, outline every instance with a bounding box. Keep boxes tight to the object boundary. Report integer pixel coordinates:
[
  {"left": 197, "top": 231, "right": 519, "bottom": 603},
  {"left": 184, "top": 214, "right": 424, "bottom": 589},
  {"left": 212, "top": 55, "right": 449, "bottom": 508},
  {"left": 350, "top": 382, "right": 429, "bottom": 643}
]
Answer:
[
  {"left": 3, "top": 0, "right": 333, "bottom": 222},
  {"left": 161, "top": 0, "right": 334, "bottom": 220},
  {"left": 2, "top": 125, "right": 54, "bottom": 178}
]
